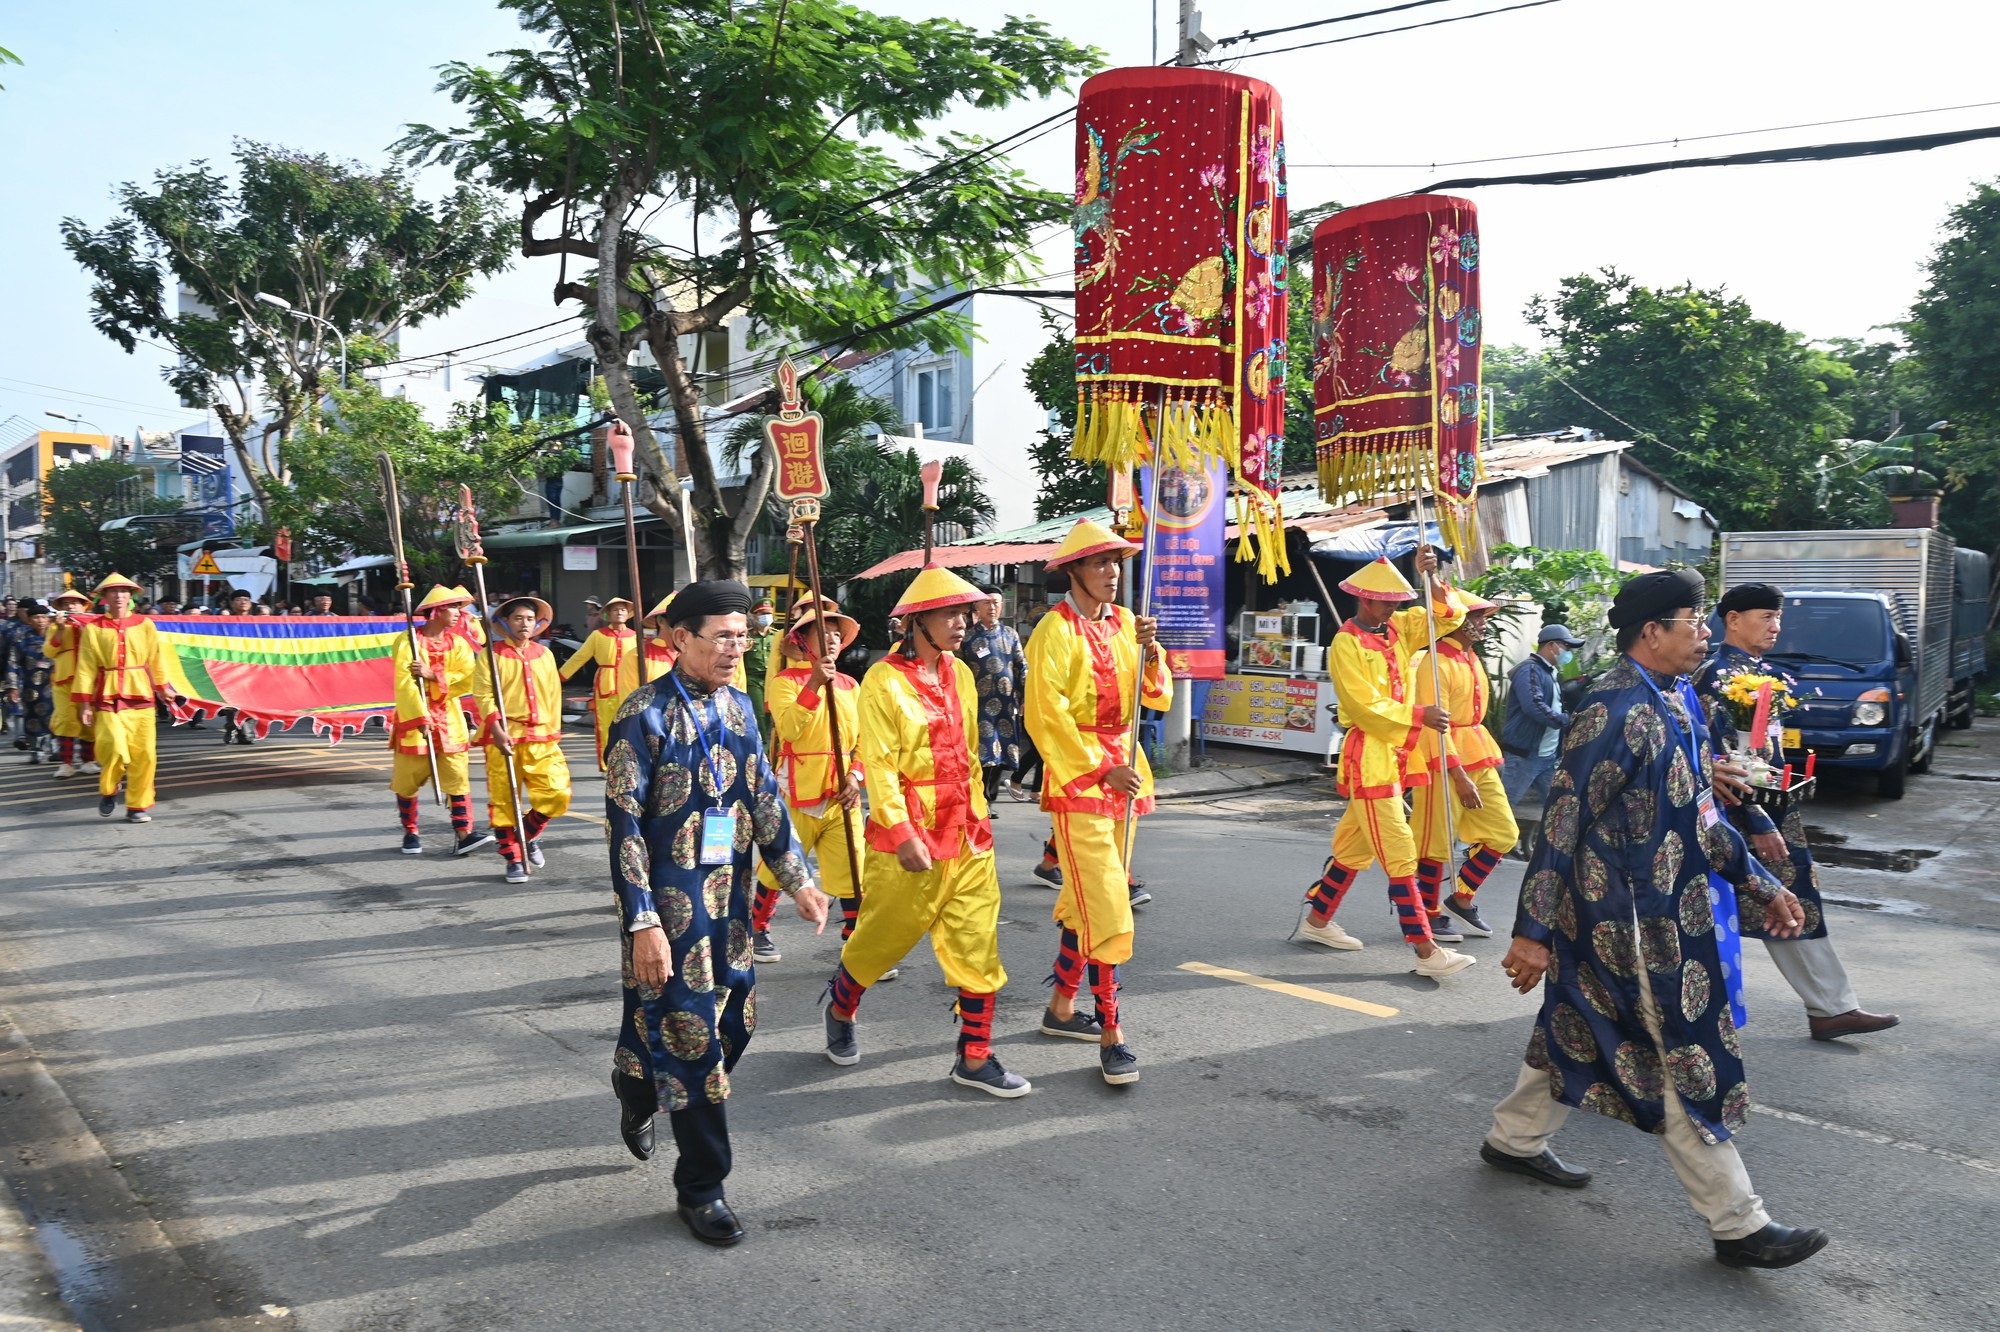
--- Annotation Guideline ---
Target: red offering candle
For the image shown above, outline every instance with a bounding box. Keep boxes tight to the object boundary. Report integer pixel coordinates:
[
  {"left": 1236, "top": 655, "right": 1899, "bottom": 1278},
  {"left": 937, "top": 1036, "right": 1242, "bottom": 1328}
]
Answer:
[
  {"left": 1781, "top": 763, "right": 1793, "bottom": 790},
  {"left": 1748, "top": 682, "right": 1773, "bottom": 749},
  {"left": 1805, "top": 750, "right": 1817, "bottom": 779}
]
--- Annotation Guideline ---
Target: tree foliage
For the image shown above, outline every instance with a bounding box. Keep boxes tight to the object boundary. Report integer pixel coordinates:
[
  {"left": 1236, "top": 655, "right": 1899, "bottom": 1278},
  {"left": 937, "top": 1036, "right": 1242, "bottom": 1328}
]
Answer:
[
  {"left": 257, "top": 386, "right": 567, "bottom": 589},
  {"left": 60, "top": 142, "right": 515, "bottom": 506},
  {"left": 401, "top": 0, "right": 1101, "bottom": 579},
  {"left": 1907, "top": 179, "right": 2000, "bottom": 559},
  {"left": 42, "top": 460, "right": 183, "bottom": 587},
  {"left": 1021, "top": 311, "right": 1103, "bottom": 520}
]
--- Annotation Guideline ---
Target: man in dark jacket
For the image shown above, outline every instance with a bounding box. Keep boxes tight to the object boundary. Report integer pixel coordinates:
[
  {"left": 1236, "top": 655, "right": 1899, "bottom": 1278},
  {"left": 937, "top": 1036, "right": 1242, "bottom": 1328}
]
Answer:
[{"left": 1499, "top": 624, "right": 1583, "bottom": 808}]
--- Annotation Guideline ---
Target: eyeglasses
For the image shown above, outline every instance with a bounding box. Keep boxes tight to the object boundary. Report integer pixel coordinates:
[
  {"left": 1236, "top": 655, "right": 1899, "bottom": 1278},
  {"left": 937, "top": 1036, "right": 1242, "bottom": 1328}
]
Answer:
[
  {"left": 693, "top": 632, "right": 752, "bottom": 649},
  {"left": 1655, "top": 615, "right": 1706, "bottom": 630}
]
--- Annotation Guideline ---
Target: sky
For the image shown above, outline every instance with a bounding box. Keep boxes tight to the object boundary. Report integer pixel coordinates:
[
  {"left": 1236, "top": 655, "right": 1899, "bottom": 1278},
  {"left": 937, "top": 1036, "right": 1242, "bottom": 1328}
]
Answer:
[{"left": 2, "top": 0, "right": 1998, "bottom": 438}]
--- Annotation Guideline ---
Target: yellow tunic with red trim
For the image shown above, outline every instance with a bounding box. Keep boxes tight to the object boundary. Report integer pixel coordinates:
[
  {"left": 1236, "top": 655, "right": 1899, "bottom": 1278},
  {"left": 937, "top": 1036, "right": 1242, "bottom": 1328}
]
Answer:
[
  {"left": 768, "top": 665, "right": 861, "bottom": 811},
  {"left": 391, "top": 628, "right": 477, "bottom": 757},
  {"left": 1408, "top": 638, "right": 1503, "bottom": 781},
  {"left": 1329, "top": 607, "right": 1433, "bottom": 799},
  {"left": 472, "top": 640, "right": 565, "bottom": 745},
  {"left": 71, "top": 615, "right": 168, "bottom": 711},
  {"left": 47, "top": 616, "right": 93, "bottom": 737},
  {"left": 1024, "top": 600, "right": 1173, "bottom": 817},
  {"left": 560, "top": 627, "right": 641, "bottom": 701},
  {"left": 858, "top": 653, "right": 991, "bottom": 859}
]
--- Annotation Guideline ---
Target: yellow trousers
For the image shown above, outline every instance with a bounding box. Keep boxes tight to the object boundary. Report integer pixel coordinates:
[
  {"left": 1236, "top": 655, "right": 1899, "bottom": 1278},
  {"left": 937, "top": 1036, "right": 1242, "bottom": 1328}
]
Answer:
[
  {"left": 758, "top": 802, "right": 864, "bottom": 900},
  {"left": 390, "top": 750, "right": 472, "bottom": 799},
  {"left": 589, "top": 695, "right": 619, "bottom": 771},
  {"left": 1412, "top": 765, "right": 1519, "bottom": 861},
  {"left": 51, "top": 691, "right": 84, "bottom": 740},
  {"left": 1331, "top": 793, "right": 1417, "bottom": 879},
  {"left": 485, "top": 740, "right": 571, "bottom": 828},
  {"left": 93, "top": 708, "right": 156, "bottom": 809},
  {"left": 1050, "top": 811, "right": 1136, "bottom": 966},
  {"left": 836, "top": 840, "right": 1005, "bottom": 992}
]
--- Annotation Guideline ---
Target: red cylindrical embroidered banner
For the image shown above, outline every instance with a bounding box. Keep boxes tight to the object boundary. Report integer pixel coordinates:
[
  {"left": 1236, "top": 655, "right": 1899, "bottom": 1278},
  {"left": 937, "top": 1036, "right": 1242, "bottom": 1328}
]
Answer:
[
  {"left": 1310, "top": 194, "right": 1483, "bottom": 557},
  {"left": 1072, "top": 66, "right": 1289, "bottom": 577}
]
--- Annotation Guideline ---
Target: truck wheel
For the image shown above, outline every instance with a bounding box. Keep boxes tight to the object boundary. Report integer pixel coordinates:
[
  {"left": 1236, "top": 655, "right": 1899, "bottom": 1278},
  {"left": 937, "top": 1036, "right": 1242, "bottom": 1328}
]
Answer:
[
  {"left": 1950, "top": 698, "right": 1975, "bottom": 730},
  {"left": 1877, "top": 763, "right": 1907, "bottom": 799}
]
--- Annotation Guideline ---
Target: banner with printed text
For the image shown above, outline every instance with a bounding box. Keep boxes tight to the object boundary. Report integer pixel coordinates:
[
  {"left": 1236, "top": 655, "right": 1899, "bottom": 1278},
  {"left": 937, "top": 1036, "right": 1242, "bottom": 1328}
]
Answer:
[{"left": 1139, "top": 457, "right": 1227, "bottom": 680}]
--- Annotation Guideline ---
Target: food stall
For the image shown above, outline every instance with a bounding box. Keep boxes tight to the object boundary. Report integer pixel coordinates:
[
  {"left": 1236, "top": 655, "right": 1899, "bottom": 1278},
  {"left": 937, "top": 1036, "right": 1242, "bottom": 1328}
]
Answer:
[{"left": 1200, "top": 601, "right": 1342, "bottom": 759}]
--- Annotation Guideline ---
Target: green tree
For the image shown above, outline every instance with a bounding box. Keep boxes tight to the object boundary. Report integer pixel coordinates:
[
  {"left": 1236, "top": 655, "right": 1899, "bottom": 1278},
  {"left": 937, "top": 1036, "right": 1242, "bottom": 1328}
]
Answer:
[
  {"left": 1495, "top": 270, "right": 1867, "bottom": 530},
  {"left": 42, "top": 460, "right": 183, "bottom": 586},
  {"left": 1907, "top": 180, "right": 2000, "bottom": 559},
  {"left": 401, "top": 0, "right": 1100, "bottom": 580},
  {"left": 0, "top": 44, "right": 21, "bottom": 89},
  {"left": 258, "top": 385, "right": 567, "bottom": 589},
  {"left": 1022, "top": 312, "right": 1104, "bottom": 519},
  {"left": 60, "top": 142, "right": 515, "bottom": 508}
]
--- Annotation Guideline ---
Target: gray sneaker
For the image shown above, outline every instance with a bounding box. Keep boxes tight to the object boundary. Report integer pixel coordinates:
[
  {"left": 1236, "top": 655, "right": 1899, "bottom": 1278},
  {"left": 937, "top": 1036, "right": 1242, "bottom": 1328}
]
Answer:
[
  {"left": 504, "top": 861, "right": 528, "bottom": 884},
  {"left": 753, "top": 930, "right": 782, "bottom": 964},
  {"left": 823, "top": 1005, "right": 859, "bottom": 1066},
  {"left": 1427, "top": 914, "right": 1464, "bottom": 943},
  {"left": 1100, "top": 1042, "right": 1140, "bottom": 1085},
  {"left": 526, "top": 838, "right": 546, "bottom": 868},
  {"left": 1039, "top": 1007, "right": 1104, "bottom": 1042},
  {"left": 950, "top": 1054, "right": 1032, "bottom": 1098}
]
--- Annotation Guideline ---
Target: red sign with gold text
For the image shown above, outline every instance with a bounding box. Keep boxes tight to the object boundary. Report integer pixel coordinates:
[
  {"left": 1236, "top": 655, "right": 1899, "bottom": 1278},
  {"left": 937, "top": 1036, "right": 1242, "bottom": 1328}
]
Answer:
[{"left": 765, "top": 358, "right": 829, "bottom": 501}]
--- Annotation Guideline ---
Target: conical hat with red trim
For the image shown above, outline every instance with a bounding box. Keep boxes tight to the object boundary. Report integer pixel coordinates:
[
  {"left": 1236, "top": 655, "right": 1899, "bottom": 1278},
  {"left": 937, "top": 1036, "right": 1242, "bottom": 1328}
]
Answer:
[
  {"left": 92, "top": 572, "right": 143, "bottom": 595},
  {"left": 643, "top": 591, "right": 676, "bottom": 626},
  {"left": 416, "top": 584, "right": 474, "bottom": 614},
  {"left": 784, "top": 606, "right": 861, "bottom": 656},
  {"left": 891, "top": 565, "right": 985, "bottom": 618},
  {"left": 48, "top": 588, "right": 90, "bottom": 608},
  {"left": 1044, "top": 517, "right": 1139, "bottom": 570},
  {"left": 1337, "top": 558, "right": 1416, "bottom": 602},
  {"left": 598, "top": 597, "right": 636, "bottom": 615},
  {"left": 493, "top": 595, "right": 554, "bottom": 638}
]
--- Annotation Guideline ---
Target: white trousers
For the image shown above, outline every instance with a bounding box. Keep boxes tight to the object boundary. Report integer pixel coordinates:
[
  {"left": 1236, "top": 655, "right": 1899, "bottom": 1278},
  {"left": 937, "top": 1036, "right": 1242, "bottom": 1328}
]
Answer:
[
  {"left": 1486, "top": 979, "right": 1772, "bottom": 1240},
  {"left": 1764, "top": 935, "right": 1858, "bottom": 1018}
]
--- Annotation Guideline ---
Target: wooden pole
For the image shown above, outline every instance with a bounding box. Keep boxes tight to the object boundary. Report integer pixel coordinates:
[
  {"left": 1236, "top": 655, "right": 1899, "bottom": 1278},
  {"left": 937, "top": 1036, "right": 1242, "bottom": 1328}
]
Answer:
[
  {"left": 608, "top": 422, "right": 649, "bottom": 684},
  {"left": 459, "top": 486, "right": 531, "bottom": 875},
  {"left": 801, "top": 517, "right": 865, "bottom": 905},
  {"left": 1409, "top": 488, "right": 1459, "bottom": 880},
  {"left": 1121, "top": 390, "right": 1167, "bottom": 870},
  {"left": 378, "top": 454, "right": 443, "bottom": 806}
]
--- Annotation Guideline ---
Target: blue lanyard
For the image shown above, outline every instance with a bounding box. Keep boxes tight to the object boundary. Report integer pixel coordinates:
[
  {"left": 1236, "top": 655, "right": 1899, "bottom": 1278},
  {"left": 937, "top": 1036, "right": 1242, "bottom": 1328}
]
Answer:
[
  {"left": 670, "top": 673, "right": 730, "bottom": 800},
  {"left": 1628, "top": 657, "right": 1703, "bottom": 773}
]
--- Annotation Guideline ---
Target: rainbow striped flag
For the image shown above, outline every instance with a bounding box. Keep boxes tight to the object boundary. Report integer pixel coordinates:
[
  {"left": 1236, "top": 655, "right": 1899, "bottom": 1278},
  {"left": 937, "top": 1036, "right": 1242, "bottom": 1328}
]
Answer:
[{"left": 153, "top": 616, "right": 404, "bottom": 742}]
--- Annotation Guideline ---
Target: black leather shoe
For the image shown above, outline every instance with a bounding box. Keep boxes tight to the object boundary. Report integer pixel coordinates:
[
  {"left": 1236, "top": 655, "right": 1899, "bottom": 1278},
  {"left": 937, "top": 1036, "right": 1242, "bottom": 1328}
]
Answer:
[
  {"left": 1480, "top": 1141, "right": 1591, "bottom": 1188},
  {"left": 1713, "top": 1221, "right": 1830, "bottom": 1269},
  {"left": 619, "top": 1105, "right": 655, "bottom": 1162},
  {"left": 678, "top": 1199, "right": 745, "bottom": 1247}
]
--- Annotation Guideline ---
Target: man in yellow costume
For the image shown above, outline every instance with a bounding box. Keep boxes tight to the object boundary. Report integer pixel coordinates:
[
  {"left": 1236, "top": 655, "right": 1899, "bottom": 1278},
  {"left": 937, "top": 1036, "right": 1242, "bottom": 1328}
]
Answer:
[
  {"left": 559, "top": 596, "right": 641, "bottom": 767},
  {"left": 72, "top": 573, "right": 171, "bottom": 822},
  {"left": 45, "top": 588, "right": 98, "bottom": 780},
  {"left": 1023, "top": 518, "right": 1169, "bottom": 1086},
  {"left": 1408, "top": 588, "right": 1516, "bottom": 943},
  {"left": 391, "top": 586, "right": 496, "bottom": 858},
  {"left": 473, "top": 595, "right": 572, "bottom": 883},
  {"left": 1295, "top": 551, "right": 1476, "bottom": 979},
  {"left": 819, "top": 564, "right": 1029, "bottom": 1099},
  {"left": 750, "top": 603, "right": 870, "bottom": 965}
]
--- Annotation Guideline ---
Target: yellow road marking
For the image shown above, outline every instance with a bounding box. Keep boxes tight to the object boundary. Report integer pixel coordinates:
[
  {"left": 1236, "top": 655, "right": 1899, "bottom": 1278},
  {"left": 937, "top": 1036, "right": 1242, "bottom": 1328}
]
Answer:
[{"left": 1178, "top": 961, "right": 1400, "bottom": 1018}]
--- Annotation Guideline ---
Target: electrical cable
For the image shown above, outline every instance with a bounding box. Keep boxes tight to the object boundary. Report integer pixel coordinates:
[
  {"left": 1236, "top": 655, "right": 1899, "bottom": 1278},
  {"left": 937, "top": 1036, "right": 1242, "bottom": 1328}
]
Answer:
[
  {"left": 1291, "top": 99, "right": 2000, "bottom": 170},
  {"left": 1211, "top": 0, "right": 1463, "bottom": 50},
  {"left": 1202, "top": 0, "right": 1563, "bottom": 63}
]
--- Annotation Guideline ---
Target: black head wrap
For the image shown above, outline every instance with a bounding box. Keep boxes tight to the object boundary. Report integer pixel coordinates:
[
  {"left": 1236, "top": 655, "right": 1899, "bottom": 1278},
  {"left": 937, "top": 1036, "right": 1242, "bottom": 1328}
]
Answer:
[
  {"left": 664, "top": 579, "right": 753, "bottom": 629},
  {"left": 1607, "top": 568, "right": 1706, "bottom": 629},
  {"left": 1717, "top": 582, "right": 1784, "bottom": 616}
]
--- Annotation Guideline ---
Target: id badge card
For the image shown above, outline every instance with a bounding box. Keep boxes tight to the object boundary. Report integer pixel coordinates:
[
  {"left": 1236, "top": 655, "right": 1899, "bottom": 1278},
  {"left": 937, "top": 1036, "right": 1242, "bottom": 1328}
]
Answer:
[
  {"left": 700, "top": 807, "right": 736, "bottom": 865},
  {"left": 1695, "top": 786, "right": 1720, "bottom": 830}
]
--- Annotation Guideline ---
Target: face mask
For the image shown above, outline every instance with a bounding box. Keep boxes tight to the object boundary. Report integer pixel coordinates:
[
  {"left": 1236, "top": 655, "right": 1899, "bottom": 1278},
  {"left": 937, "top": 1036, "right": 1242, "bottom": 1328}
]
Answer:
[
  {"left": 754, "top": 614, "right": 773, "bottom": 629},
  {"left": 1558, "top": 649, "right": 1575, "bottom": 666}
]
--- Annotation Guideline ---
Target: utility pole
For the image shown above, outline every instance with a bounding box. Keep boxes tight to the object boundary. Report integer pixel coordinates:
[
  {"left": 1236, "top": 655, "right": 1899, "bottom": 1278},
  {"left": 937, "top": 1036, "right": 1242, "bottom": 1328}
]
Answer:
[{"left": 1177, "top": 0, "right": 1214, "bottom": 65}]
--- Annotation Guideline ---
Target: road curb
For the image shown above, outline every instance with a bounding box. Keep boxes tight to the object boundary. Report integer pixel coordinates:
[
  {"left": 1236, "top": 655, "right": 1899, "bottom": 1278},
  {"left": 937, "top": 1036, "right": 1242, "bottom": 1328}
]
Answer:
[
  {"left": 0, "top": 1014, "right": 278, "bottom": 1331},
  {"left": 0, "top": 1169, "right": 78, "bottom": 1332}
]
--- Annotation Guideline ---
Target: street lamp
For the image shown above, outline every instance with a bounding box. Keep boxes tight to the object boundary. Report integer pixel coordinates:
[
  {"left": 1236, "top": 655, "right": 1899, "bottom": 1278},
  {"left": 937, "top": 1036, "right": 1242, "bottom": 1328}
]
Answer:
[
  {"left": 254, "top": 292, "right": 348, "bottom": 388},
  {"left": 45, "top": 410, "right": 105, "bottom": 436}
]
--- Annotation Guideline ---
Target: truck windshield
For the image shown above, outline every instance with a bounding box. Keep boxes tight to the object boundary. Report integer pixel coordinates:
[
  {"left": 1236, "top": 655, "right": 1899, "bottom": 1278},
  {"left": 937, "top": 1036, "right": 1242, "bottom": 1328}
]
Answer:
[{"left": 1769, "top": 599, "right": 1889, "bottom": 666}]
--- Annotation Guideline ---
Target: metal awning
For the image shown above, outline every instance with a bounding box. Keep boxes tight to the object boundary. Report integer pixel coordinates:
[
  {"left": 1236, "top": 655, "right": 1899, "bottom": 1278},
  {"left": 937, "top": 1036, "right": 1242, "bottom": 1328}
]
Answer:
[
  {"left": 483, "top": 517, "right": 661, "bottom": 549},
  {"left": 852, "top": 541, "right": 1062, "bottom": 580},
  {"left": 325, "top": 554, "right": 396, "bottom": 575}
]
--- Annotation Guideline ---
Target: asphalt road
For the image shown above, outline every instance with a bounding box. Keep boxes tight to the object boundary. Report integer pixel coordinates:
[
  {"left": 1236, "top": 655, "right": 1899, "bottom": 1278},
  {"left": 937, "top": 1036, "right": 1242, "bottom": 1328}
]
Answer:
[{"left": 0, "top": 718, "right": 1994, "bottom": 1332}]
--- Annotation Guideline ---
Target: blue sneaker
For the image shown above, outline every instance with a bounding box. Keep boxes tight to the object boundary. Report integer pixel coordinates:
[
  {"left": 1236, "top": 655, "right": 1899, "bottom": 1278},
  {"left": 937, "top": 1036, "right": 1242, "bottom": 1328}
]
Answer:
[
  {"left": 950, "top": 1054, "right": 1032, "bottom": 1098},
  {"left": 824, "top": 1004, "right": 859, "bottom": 1066},
  {"left": 1100, "top": 1043, "right": 1140, "bottom": 1085},
  {"left": 401, "top": 832, "right": 423, "bottom": 856},
  {"left": 1033, "top": 862, "right": 1063, "bottom": 888}
]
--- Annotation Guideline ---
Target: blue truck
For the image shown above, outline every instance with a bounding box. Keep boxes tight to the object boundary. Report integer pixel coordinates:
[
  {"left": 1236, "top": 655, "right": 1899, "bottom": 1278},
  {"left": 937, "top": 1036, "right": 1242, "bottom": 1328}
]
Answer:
[{"left": 1718, "top": 528, "right": 1990, "bottom": 799}]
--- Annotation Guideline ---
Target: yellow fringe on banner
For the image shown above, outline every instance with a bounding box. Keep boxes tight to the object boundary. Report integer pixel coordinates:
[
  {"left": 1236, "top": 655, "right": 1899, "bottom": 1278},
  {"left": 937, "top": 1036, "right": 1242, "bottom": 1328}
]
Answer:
[
  {"left": 1232, "top": 490, "right": 1291, "bottom": 580},
  {"left": 1317, "top": 435, "right": 1478, "bottom": 565}
]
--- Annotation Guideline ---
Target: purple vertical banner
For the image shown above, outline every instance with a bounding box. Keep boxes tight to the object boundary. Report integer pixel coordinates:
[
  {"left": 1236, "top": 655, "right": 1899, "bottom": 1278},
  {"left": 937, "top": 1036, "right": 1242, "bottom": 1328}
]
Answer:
[{"left": 1139, "top": 457, "right": 1227, "bottom": 679}]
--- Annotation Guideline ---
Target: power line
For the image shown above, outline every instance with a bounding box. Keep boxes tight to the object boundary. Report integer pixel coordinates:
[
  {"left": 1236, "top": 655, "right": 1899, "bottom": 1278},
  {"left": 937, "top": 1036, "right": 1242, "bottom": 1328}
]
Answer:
[
  {"left": 0, "top": 374, "right": 210, "bottom": 420},
  {"left": 1211, "top": 0, "right": 1464, "bottom": 50},
  {"left": 1420, "top": 122, "right": 2000, "bottom": 192},
  {"left": 1290, "top": 99, "right": 2000, "bottom": 170},
  {"left": 372, "top": 315, "right": 585, "bottom": 369},
  {"left": 1203, "top": 0, "right": 1564, "bottom": 63}
]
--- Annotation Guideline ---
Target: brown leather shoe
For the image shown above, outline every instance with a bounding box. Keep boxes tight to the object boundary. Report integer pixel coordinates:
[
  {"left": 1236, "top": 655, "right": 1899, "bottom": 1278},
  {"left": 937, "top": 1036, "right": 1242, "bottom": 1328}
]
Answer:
[{"left": 1808, "top": 1009, "right": 1901, "bottom": 1041}]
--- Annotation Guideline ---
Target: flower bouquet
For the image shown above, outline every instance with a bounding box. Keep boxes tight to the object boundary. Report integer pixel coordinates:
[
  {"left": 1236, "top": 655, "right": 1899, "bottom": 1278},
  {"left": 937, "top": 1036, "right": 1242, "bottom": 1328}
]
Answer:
[{"left": 1714, "top": 670, "right": 1800, "bottom": 786}]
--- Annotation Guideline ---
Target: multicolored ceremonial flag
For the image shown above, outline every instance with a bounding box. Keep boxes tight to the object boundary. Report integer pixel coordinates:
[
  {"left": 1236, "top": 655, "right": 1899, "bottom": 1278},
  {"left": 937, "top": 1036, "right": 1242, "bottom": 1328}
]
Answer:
[
  {"left": 153, "top": 616, "right": 405, "bottom": 741},
  {"left": 1072, "top": 66, "right": 1290, "bottom": 578},
  {"left": 1310, "top": 194, "right": 1484, "bottom": 559}
]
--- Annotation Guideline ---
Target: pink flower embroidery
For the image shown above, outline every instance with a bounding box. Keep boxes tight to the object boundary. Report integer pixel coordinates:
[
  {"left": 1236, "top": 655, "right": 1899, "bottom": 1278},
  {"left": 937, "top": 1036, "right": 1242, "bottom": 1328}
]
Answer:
[
  {"left": 1251, "top": 129, "right": 1275, "bottom": 184},
  {"left": 1430, "top": 226, "right": 1460, "bottom": 265},
  {"left": 1390, "top": 370, "right": 1413, "bottom": 388},
  {"left": 1246, "top": 273, "right": 1273, "bottom": 327},
  {"left": 1391, "top": 263, "right": 1420, "bottom": 284},
  {"left": 1198, "top": 162, "right": 1227, "bottom": 190},
  {"left": 1439, "top": 341, "right": 1460, "bottom": 381}
]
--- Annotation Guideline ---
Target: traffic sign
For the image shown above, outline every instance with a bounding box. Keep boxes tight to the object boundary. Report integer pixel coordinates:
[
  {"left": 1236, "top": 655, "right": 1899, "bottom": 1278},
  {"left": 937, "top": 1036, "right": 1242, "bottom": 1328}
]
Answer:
[{"left": 190, "top": 550, "right": 224, "bottom": 577}]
